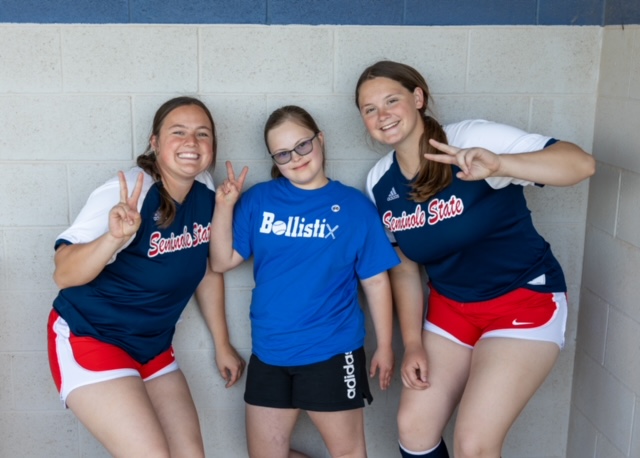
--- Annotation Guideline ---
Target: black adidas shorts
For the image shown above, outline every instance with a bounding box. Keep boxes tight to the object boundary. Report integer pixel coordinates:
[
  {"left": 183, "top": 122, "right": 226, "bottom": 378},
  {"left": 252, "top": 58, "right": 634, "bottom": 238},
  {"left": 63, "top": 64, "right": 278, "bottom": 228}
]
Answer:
[{"left": 244, "top": 347, "right": 373, "bottom": 412}]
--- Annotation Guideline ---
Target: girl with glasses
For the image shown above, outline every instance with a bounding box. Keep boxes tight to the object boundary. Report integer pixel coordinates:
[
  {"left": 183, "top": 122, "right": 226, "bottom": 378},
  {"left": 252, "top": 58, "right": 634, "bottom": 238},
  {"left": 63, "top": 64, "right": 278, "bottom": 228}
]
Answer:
[
  {"left": 355, "top": 60, "right": 595, "bottom": 458},
  {"left": 210, "top": 105, "right": 400, "bottom": 458}
]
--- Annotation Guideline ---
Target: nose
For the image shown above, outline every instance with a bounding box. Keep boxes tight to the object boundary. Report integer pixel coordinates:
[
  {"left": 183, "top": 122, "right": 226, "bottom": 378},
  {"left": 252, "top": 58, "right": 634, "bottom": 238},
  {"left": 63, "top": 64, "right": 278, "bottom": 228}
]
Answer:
[{"left": 184, "top": 132, "right": 197, "bottom": 145}]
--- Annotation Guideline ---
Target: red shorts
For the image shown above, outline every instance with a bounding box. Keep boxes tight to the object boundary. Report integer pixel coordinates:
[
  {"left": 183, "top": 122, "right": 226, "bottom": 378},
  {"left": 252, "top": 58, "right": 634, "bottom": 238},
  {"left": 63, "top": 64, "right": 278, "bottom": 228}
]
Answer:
[
  {"left": 424, "top": 286, "right": 567, "bottom": 348},
  {"left": 47, "top": 309, "right": 179, "bottom": 405}
]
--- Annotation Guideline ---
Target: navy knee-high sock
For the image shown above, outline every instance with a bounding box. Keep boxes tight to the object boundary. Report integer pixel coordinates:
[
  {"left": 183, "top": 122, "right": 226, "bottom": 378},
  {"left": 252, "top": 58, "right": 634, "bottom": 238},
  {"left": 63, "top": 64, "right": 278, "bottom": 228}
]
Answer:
[{"left": 399, "top": 439, "right": 449, "bottom": 457}]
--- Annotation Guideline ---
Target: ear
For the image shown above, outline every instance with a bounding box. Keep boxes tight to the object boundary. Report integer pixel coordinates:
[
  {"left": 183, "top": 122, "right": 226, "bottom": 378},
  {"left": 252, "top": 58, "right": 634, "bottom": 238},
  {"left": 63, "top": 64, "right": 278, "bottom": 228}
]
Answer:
[
  {"left": 317, "top": 131, "right": 325, "bottom": 148},
  {"left": 150, "top": 135, "right": 158, "bottom": 152},
  {"left": 413, "top": 87, "right": 425, "bottom": 110}
]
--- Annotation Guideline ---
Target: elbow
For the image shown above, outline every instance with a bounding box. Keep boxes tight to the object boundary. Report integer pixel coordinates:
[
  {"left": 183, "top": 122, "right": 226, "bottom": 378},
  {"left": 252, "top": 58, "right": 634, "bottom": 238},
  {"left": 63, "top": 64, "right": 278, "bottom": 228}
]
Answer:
[
  {"left": 53, "top": 269, "right": 70, "bottom": 290},
  {"left": 584, "top": 154, "right": 596, "bottom": 179},
  {"left": 209, "top": 258, "right": 229, "bottom": 274}
]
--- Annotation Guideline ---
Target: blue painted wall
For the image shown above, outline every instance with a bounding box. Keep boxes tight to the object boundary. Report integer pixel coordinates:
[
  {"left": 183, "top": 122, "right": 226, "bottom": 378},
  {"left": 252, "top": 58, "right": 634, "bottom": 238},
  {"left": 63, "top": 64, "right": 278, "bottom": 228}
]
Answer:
[{"left": 0, "top": 0, "right": 638, "bottom": 25}]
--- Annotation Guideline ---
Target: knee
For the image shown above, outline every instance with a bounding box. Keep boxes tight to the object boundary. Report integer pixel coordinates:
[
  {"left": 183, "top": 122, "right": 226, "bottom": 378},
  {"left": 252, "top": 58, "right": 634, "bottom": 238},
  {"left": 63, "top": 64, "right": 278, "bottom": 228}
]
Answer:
[{"left": 454, "top": 432, "right": 500, "bottom": 458}]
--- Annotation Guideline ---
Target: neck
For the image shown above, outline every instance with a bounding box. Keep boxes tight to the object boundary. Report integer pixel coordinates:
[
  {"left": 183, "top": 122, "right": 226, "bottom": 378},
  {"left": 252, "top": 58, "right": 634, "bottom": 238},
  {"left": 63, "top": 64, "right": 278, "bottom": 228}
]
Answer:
[
  {"left": 162, "top": 178, "right": 193, "bottom": 203},
  {"left": 395, "top": 148, "right": 421, "bottom": 179}
]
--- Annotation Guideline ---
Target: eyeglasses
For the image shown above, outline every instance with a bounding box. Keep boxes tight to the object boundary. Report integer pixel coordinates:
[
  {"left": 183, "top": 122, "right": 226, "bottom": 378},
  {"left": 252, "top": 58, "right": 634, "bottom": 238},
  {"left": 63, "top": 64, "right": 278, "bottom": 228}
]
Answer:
[{"left": 270, "top": 133, "right": 319, "bottom": 165}]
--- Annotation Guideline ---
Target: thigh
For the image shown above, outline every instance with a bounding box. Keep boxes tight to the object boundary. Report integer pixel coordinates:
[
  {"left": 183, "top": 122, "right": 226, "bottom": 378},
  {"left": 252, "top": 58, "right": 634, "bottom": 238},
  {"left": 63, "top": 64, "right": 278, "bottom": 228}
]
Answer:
[
  {"left": 397, "top": 331, "right": 472, "bottom": 451},
  {"left": 145, "top": 369, "right": 204, "bottom": 458},
  {"left": 307, "top": 409, "right": 366, "bottom": 458},
  {"left": 245, "top": 354, "right": 294, "bottom": 408},
  {"left": 66, "top": 376, "right": 170, "bottom": 458},
  {"left": 293, "top": 348, "right": 371, "bottom": 412},
  {"left": 454, "top": 337, "right": 559, "bottom": 457},
  {"left": 246, "top": 404, "right": 301, "bottom": 458}
]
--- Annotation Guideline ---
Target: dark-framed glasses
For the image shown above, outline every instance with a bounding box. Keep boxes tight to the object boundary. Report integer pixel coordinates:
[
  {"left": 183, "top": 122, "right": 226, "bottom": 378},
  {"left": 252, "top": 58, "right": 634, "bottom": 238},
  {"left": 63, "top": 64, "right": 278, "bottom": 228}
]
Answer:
[{"left": 270, "top": 133, "right": 319, "bottom": 165}]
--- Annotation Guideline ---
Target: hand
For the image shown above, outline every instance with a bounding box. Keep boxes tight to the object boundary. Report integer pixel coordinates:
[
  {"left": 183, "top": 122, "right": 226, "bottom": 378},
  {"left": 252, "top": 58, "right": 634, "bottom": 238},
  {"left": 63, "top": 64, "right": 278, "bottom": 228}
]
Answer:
[
  {"left": 214, "top": 344, "right": 246, "bottom": 388},
  {"left": 108, "top": 171, "right": 143, "bottom": 240},
  {"left": 370, "top": 346, "right": 395, "bottom": 390},
  {"left": 216, "top": 161, "right": 248, "bottom": 207},
  {"left": 400, "top": 342, "right": 430, "bottom": 390},
  {"left": 426, "top": 139, "right": 501, "bottom": 181}
]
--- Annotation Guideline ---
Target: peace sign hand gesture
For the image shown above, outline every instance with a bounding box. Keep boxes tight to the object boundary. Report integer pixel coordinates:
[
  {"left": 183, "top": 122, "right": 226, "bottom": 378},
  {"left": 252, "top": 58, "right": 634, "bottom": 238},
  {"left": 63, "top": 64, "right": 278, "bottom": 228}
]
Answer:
[
  {"left": 109, "top": 171, "right": 143, "bottom": 240},
  {"left": 215, "top": 161, "right": 249, "bottom": 208},
  {"left": 426, "top": 139, "right": 502, "bottom": 181}
]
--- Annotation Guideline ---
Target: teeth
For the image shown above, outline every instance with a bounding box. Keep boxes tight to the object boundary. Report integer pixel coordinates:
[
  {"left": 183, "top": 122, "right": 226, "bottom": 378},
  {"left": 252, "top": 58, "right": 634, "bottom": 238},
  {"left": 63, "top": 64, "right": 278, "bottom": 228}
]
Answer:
[
  {"left": 178, "top": 152, "right": 198, "bottom": 159},
  {"left": 381, "top": 122, "right": 399, "bottom": 131}
]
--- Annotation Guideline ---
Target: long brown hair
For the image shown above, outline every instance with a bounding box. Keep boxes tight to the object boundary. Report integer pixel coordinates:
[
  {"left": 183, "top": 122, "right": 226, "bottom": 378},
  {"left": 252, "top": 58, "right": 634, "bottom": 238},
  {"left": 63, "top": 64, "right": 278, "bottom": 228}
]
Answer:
[
  {"left": 355, "top": 61, "right": 451, "bottom": 202},
  {"left": 136, "top": 96, "right": 217, "bottom": 228},
  {"left": 263, "top": 105, "right": 324, "bottom": 179}
]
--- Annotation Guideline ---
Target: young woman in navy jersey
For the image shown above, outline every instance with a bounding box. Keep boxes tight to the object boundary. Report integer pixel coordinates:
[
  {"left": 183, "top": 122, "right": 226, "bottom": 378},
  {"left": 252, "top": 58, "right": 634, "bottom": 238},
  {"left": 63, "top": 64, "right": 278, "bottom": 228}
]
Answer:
[
  {"left": 48, "top": 97, "right": 245, "bottom": 457},
  {"left": 210, "top": 105, "right": 400, "bottom": 458},
  {"left": 355, "top": 61, "right": 595, "bottom": 458}
]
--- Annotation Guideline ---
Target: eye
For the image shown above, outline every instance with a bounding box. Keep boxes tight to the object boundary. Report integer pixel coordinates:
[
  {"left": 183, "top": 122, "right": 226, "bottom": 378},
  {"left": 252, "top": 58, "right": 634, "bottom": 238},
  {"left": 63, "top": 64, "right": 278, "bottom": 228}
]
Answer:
[
  {"left": 274, "top": 151, "right": 289, "bottom": 160},
  {"left": 387, "top": 97, "right": 398, "bottom": 105},
  {"left": 197, "top": 132, "right": 210, "bottom": 138},
  {"left": 171, "top": 130, "right": 185, "bottom": 136},
  {"left": 363, "top": 106, "right": 376, "bottom": 115},
  {"left": 296, "top": 139, "right": 311, "bottom": 151}
]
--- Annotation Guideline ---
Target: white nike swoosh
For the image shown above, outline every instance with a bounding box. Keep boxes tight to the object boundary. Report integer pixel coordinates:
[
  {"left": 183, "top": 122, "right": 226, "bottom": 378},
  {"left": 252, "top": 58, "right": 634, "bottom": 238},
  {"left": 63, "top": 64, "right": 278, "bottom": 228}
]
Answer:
[{"left": 512, "top": 319, "right": 535, "bottom": 326}]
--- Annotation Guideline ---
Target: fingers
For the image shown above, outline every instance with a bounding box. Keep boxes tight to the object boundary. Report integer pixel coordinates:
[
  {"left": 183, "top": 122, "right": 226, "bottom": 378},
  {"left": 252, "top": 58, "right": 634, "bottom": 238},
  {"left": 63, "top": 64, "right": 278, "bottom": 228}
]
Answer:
[
  {"left": 128, "top": 172, "right": 144, "bottom": 208},
  {"left": 225, "top": 161, "right": 236, "bottom": 181},
  {"left": 237, "top": 166, "right": 249, "bottom": 189},
  {"left": 428, "top": 138, "right": 459, "bottom": 156},
  {"left": 118, "top": 171, "right": 129, "bottom": 203},
  {"left": 400, "top": 360, "right": 430, "bottom": 390}
]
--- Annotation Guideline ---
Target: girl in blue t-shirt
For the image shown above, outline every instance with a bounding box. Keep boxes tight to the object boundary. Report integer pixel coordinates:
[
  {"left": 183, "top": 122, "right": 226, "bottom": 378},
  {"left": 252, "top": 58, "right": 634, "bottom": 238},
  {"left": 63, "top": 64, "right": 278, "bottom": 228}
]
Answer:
[{"left": 211, "top": 105, "right": 400, "bottom": 458}]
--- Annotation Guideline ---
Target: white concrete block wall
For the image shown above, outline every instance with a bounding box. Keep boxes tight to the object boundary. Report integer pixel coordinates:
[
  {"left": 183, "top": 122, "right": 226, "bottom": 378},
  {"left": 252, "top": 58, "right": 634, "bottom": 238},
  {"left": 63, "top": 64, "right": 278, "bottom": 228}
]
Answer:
[
  {"left": 567, "top": 25, "right": 640, "bottom": 458},
  {"left": 0, "top": 24, "right": 599, "bottom": 457}
]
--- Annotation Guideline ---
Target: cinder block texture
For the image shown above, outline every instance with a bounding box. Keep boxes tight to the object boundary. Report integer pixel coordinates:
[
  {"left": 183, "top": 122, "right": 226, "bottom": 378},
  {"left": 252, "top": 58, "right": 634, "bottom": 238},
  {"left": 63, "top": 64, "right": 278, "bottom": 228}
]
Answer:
[{"left": 0, "top": 23, "right": 605, "bottom": 458}]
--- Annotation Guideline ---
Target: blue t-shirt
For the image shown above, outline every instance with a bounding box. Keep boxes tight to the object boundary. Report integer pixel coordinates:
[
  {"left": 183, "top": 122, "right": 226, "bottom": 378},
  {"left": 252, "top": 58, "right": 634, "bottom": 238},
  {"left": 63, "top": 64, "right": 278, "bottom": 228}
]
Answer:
[
  {"left": 366, "top": 120, "right": 566, "bottom": 303},
  {"left": 52, "top": 168, "right": 215, "bottom": 363},
  {"left": 233, "top": 178, "right": 400, "bottom": 366}
]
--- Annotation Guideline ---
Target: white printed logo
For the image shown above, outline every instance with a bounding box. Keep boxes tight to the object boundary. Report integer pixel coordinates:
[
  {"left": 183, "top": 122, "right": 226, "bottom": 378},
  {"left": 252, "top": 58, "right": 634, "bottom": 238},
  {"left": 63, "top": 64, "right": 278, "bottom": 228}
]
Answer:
[
  {"left": 259, "top": 212, "right": 339, "bottom": 239},
  {"left": 512, "top": 319, "right": 535, "bottom": 326},
  {"left": 387, "top": 187, "right": 400, "bottom": 201},
  {"left": 343, "top": 352, "right": 356, "bottom": 399}
]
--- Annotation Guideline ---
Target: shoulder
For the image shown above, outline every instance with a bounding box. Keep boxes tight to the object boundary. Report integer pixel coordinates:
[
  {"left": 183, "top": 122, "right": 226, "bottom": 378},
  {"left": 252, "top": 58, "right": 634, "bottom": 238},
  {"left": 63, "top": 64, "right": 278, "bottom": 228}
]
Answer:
[
  {"left": 444, "top": 119, "right": 553, "bottom": 153},
  {"left": 365, "top": 150, "right": 395, "bottom": 201},
  {"left": 195, "top": 170, "right": 215, "bottom": 191}
]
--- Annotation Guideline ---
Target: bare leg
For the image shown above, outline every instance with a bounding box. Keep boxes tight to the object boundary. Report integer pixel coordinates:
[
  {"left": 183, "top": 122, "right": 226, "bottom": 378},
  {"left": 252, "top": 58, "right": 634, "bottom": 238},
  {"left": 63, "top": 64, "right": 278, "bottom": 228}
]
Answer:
[
  {"left": 397, "top": 331, "right": 472, "bottom": 452},
  {"left": 246, "top": 404, "right": 303, "bottom": 458},
  {"left": 145, "top": 369, "right": 204, "bottom": 458},
  {"left": 453, "top": 337, "right": 559, "bottom": 458},
  {"left": 66, "top": 376, "right": 170, "bottom": 457},
  {"left": 307, "top": 408, "right": 366, "bottom": 457}
]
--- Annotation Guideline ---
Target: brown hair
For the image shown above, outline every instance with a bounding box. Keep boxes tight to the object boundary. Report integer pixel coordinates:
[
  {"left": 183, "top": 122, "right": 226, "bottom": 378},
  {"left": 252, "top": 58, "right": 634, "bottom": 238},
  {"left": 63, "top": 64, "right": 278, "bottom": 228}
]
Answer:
[
  {"left": 355, "top": 61, "right": 451, "bottom": 202},
  {"left": 263, "top": 105, "right": 325, "bottom": 179},
  {"left": 136, "top": 96, "right": 217, "bottom": 228}
]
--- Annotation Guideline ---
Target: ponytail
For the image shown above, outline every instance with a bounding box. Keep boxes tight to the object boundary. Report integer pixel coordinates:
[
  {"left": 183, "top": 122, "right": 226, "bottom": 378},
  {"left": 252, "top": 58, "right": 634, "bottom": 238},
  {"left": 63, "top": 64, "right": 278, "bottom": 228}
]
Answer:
[{"left": 410, "top": 114, "right": 452, "bottom": 202}]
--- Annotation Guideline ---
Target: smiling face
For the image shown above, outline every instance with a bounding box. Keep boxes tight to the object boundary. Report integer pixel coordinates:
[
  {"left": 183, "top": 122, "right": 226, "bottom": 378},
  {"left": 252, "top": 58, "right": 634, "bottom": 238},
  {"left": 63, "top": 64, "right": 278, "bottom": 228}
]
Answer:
[
  {"left": 267, "top": 119, "right": 327, "bottom": 190},
  {"left": 357, "top": 76, "right": 425, "bottom": 152},
  {"left": 150, "top": 104, "right": 215, "bottom": 194}
]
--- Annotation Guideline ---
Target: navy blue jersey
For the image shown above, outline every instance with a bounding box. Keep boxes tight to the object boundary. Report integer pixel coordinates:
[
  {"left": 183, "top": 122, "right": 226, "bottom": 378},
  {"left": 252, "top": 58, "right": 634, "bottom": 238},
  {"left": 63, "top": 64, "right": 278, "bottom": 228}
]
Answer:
[
  {"left": 233, "top": 178, "right": 400, "bottom": 366},
  {"left": 366, "top": 120, "right": 566, "bottom": 303},
  {"left": 52, "top": 168, "right": 215, "bottom": 363}
]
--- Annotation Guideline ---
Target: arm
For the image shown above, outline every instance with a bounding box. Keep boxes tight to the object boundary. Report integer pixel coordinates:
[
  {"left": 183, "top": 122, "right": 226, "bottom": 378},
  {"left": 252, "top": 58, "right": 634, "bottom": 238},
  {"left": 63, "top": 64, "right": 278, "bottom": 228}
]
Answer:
[
  {"left": 389, "top": 247, "right": 430, "bottom": 390},
  {"left": 194, "top": 263, "right": 245, "bottom": 387},
  {"left": 427, "top": 139, "right": 595, "bottom": 187},
  {"left": 53, "top": 171, "right": 143, "bottom": 289},
  {"left": 209, "top": 161, "right": 248, "bottom": 273},
  {"left": 360, "top": 271, "right": 394, "bottom": 390}
]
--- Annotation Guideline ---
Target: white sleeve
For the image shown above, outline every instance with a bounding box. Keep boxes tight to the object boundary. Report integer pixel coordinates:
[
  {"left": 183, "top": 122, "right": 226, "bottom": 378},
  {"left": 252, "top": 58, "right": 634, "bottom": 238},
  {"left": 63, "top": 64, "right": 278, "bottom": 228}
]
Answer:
[
  {"left": 444, "top": 120, "right": 554, "bottom": 189},
  {"left": 56, "top": 168, "right": 154, "bottom": 260}
]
